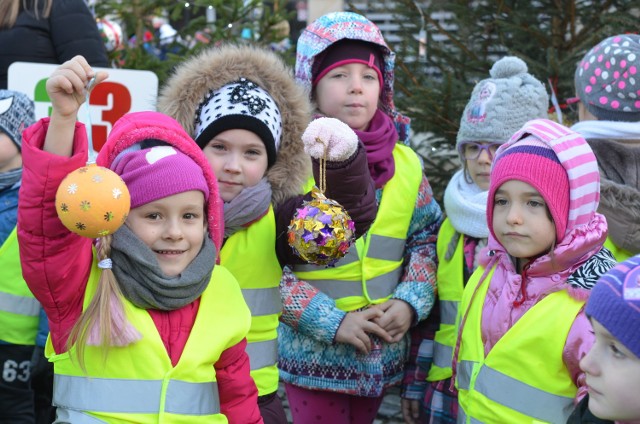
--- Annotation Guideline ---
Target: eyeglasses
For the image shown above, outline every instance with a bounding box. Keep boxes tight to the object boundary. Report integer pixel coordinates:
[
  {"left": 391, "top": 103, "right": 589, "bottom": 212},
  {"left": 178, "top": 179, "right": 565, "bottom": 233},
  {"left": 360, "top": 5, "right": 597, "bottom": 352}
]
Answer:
[{"left": 459, "top": 142, "right": 502, "bottom": 160}]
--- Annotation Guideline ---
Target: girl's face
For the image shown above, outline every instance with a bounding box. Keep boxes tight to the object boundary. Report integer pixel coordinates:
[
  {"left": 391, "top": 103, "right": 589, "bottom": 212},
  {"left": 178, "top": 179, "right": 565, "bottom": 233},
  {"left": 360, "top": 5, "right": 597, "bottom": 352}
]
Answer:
[
  {"left": 202, "top": 129, "right": 269, "bottom": 202},
  {"left": 461, "top": 142, "right": 501, "bottom": 191},
  {"left": 314, "top": 62, "right": 381, "bottom": 131},
  {"left": 492, "top": 180, "right": 555, "bottom": 263},
  {"left": 126, "top": 190, "right": 207, "bottom": 277},
  {"left": 580, "top": 319, "right": 640, "bottom": 423}
]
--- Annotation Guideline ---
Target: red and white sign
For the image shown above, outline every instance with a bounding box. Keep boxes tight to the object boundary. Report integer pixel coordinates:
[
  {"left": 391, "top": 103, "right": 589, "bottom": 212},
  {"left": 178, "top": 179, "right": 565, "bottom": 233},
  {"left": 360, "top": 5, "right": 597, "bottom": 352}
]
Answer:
[{"left": 8, "top": 62, "right": 158, "bottom": 152}]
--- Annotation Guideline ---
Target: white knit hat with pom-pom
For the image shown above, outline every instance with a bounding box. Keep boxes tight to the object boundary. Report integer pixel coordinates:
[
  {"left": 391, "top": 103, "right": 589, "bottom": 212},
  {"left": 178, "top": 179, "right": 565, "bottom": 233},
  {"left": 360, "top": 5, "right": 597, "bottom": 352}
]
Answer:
[{"left": 456, "top": 56, "right": 549, "bottom": 149}]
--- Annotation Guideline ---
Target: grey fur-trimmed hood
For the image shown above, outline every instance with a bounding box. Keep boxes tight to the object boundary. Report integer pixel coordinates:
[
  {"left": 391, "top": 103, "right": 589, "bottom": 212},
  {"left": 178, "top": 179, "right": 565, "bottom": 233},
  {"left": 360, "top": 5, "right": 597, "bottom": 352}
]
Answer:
[{"left": 157, "top": 43, "right": 312, "bottom": 207}]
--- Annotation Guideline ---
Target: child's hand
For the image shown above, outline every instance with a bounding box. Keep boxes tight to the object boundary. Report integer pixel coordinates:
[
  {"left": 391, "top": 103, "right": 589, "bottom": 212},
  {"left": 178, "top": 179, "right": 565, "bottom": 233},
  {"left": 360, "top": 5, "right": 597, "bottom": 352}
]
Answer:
[
  {"left": 302, "top": 117, "right": 358, "bottom": 161},
  {"left": 370, "top": 299, "right": 414, "bottom": 343},
  {"left": 335, "top": 308, "right": 393, "bottom": 355},
  {"left": 46, "top": 55, "right": 108, "bottom": 120}
]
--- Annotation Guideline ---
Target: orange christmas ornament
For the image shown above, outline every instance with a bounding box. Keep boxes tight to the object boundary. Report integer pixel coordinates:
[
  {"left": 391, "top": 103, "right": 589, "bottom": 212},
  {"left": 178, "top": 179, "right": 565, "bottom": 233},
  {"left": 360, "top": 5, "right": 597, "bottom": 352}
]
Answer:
[
  {"left": 56, "top": 163, "right": 130, "bottom": 238},
  {"left": 55, "top": 75, "right": 130, "bottom": 238}
]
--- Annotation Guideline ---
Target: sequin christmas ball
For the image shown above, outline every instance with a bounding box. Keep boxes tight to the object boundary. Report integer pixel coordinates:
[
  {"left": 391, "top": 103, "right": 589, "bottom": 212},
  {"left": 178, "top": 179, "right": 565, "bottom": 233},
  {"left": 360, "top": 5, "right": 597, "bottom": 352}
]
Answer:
[
  {"left": 56, "top": 164, "right": 130, "bottom": 238},
  {"left": 288, "top": 187, "right": 355, "bottom": 266}
]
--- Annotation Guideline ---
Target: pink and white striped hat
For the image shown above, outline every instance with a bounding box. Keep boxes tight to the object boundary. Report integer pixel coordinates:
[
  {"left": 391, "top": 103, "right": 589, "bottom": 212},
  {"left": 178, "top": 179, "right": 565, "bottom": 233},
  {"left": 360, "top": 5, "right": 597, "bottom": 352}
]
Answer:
[{"left": 488, "top": 119, "right": 600, "bottom": 243}]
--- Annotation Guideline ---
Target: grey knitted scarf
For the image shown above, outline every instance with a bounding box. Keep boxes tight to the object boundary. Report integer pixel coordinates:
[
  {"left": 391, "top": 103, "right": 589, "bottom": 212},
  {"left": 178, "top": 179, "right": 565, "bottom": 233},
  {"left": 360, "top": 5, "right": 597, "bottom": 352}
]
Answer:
[
  {"left": 110, "top": 224, "right": 216, "bottom": 310},
  {"left": 0, "top": 168, "right": 21, "bottom": 192},
  {"left": 223, "top": 177, "right": 272, "bottom": 237}
]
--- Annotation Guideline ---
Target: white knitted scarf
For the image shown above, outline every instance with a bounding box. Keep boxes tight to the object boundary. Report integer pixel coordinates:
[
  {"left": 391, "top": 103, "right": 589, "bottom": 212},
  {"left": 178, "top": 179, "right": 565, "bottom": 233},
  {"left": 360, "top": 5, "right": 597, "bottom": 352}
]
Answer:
[
  {"left": 443, "top": 169, "right": 489, "bottom": 238},
  {"left": 571, "top": 120, "right": 640, "bottom": 140}
]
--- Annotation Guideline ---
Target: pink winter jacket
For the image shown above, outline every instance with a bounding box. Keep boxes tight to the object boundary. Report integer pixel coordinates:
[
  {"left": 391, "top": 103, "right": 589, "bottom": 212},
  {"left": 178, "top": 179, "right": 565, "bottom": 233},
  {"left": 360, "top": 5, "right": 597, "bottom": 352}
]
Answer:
[
  {"left": 459, "top": 119, "right": 615, "bottom": 404},
  {"left": 17, "top": 116, "right": 262, "bottom": 424},
  {"left": 476, "top": 222, "right": 608, "bottom": 402}
]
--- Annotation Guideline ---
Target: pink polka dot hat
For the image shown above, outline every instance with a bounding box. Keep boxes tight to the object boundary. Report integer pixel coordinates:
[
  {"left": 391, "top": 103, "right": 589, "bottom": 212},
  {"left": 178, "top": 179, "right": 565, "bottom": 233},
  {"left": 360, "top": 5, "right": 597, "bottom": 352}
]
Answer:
[{"left": 575, "top": 34, "right": 640, "bottom": 122}]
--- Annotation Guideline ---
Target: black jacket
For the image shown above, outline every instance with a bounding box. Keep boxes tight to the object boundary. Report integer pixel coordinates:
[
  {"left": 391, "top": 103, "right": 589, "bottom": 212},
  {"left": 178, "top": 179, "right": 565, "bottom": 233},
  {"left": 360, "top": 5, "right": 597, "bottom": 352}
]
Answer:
[
  {"left": 567, "top": 395, "right": 614, "bottom": 424},
  {"left": 0, "top": 0, "right": 108, "bottom": 89}
]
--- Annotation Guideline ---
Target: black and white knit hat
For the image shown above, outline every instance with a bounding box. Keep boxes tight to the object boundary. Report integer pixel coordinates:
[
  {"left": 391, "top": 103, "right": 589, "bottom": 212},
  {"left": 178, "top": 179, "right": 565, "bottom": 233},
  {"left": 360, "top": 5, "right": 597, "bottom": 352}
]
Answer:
[
  {"left": 0, "top": 90, "right": 35, "bottom": 151},
  {"left": 194, "top": 78, "right": 282, "bottom": 166}
]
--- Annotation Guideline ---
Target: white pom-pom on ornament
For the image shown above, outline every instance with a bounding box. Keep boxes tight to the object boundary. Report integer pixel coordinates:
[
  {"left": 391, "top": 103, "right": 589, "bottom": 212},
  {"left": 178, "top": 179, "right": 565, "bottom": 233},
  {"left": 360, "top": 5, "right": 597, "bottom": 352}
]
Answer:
[{"left": 302, "top": 117, "right": 359, "bottom": 161}]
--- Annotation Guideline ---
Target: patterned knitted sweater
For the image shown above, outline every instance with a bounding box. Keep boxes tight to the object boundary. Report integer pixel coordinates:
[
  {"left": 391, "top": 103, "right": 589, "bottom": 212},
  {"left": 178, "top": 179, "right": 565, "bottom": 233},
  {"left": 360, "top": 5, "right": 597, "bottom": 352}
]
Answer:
[{"left": 278, "top": 177, "right": 443, "bottom": 396}]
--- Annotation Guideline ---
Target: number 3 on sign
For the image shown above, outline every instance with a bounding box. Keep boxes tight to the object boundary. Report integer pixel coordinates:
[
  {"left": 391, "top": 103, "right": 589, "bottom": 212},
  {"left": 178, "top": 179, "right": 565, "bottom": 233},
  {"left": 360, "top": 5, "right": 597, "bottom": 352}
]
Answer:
[
  {"left": 9, "top": 62, "right": 158, "bottom": 154},
  {"left": 90, "top": 81, "right": 132, "bottom": 151},
  {"left": 34, "top": 78, "right": 132, "bottom": 153}
]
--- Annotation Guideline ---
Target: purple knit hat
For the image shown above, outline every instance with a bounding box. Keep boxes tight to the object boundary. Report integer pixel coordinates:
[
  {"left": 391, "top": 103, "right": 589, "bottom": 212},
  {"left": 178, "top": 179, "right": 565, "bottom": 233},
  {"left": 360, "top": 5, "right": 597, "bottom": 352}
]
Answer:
[
  {"left": 488, "top": 136, "right": 569, "bottom": 242},
  {"left": 110, "top": 145, "right": 209, "bottom": 209},
  {"left": 587, "top": 254, "right": 640, "bottom": 358}
]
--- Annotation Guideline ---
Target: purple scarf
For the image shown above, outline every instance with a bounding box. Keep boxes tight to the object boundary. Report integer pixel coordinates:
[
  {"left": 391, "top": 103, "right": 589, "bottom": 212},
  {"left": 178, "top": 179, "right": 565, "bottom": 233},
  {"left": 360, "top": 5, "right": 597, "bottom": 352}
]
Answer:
[{"left": 354, "top": 109, "right": 398, "bottom": 188}]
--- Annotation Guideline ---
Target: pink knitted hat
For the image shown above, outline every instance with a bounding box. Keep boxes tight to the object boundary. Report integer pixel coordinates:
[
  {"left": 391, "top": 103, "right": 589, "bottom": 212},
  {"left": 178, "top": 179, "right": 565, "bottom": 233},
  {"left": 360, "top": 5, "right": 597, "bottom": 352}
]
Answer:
[
  {"left": 110, "top": 145, "right": 209, "bottom": 209},
  {"left": 488, "top": 135, "right": 570, "bottom": 242}
]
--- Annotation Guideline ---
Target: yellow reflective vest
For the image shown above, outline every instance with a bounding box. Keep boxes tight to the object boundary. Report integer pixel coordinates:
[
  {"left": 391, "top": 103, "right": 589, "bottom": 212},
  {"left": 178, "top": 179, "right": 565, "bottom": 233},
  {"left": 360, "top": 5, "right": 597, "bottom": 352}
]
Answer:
[
  {"left": 456, "top": 265, "right": 582, "bottom": 423},
  {"left": 47, "top": 259, "right": 250, "bottom": 423},
  {"left": 0, "top": 227, "right": 40, "bottom": 345},
  {"left": 220, "top": 206, "right": 282, "bottom": 396},
  {"left": 603, "top": 236, "right": 632, "bottom": 262},
  {"left": 427, "top": 218, "right": 464, "bottom": 381},
  {"left": 292, "top": 144, "right": 422, "bottom": 311}
]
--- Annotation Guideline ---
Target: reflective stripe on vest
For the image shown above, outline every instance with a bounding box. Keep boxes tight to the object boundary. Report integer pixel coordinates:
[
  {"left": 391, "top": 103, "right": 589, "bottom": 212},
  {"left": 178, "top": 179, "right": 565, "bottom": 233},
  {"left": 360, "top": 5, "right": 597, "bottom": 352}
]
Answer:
[
  {"left": 221, "top": 206, "right": 282, "bottom": 396},
  {"left": 603, "top": 236, "right": 632, "bottom": 262},
  {"left": 0, "top": 291, "right": 40, "bottom": 317},
  {"left": 292, "top": 144, "right": 422, "bottom": 312},
  {"left": 50, "top": 259, "right": 250, "bottom": 422},
  {"left": 54, "top": 375, "right": 219, "bottom": 414},
  {"left": 428, "top": 219, "right": 465, "bottom": 381},
  {"left": 456, "top": 265, "right": 581, "bottom": 423},
  {"left": 0, "top": 227, "right": 40, "bottom": 344},
  {"left": 245, "top": 339, "right": 278, "bottom": 370}
]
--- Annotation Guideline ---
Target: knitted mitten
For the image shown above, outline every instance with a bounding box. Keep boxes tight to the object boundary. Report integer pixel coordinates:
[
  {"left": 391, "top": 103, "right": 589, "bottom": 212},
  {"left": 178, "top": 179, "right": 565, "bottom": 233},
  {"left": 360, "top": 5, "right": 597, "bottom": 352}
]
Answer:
[{"left": 301, "top": 117, "right": 358, "bottom": 161}]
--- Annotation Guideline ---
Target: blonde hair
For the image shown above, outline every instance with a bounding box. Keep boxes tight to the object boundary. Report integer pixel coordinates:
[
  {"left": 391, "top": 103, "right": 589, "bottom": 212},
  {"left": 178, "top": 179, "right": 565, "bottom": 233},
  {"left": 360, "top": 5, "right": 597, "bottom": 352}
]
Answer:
[
  {"left": 66, "top": 235, "right": 141, "bottom": 371},
  {"left": 0, "top": 0, "right": 52, "bottom": 29}
]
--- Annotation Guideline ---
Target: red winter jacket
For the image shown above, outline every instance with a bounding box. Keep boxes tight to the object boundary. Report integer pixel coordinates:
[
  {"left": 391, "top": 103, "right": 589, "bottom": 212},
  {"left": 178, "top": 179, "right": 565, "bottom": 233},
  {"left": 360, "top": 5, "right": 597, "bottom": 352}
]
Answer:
[{"left": 17, "top": 116, "right": 262, "bottom": 424}]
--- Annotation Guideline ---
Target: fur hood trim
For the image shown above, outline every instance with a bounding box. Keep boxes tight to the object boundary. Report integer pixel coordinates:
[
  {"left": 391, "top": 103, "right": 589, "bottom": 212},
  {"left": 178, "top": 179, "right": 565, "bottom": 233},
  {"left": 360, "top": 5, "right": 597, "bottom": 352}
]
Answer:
[{"left": 157, "top": 43, "right": 312, "bottom": 207}]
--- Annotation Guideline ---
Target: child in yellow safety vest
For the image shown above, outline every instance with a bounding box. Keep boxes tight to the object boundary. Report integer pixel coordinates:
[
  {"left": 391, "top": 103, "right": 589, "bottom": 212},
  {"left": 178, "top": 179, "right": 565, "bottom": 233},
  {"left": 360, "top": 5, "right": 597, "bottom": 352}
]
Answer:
[
  {"left": 158, "top": 43, "right": 380, "bottom": 424},
  {"left": 0, "top": 89, "right": 56, "bottom": 423},
  {"left": 452, "top": 119, "right": 617, "bottom": 424},
  {"left": 278, "top": 11, "right": 444, "bottom": 424},
  {"left": 18, "top": 56, "right": 264, "bottom": 423},
  {"left": 401, "top": 56, "right": 550, "bottom": 424}
]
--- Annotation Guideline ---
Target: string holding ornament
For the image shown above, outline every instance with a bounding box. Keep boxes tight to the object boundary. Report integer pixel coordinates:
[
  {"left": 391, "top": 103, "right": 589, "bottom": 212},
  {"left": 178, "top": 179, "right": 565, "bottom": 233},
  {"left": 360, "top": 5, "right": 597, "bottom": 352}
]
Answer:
[
  {"left": 287, "top": 123, "right": 356, "bottom": 267},
  {"left": 55, "top": 75, "right": 130, "bottom": 239}
]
